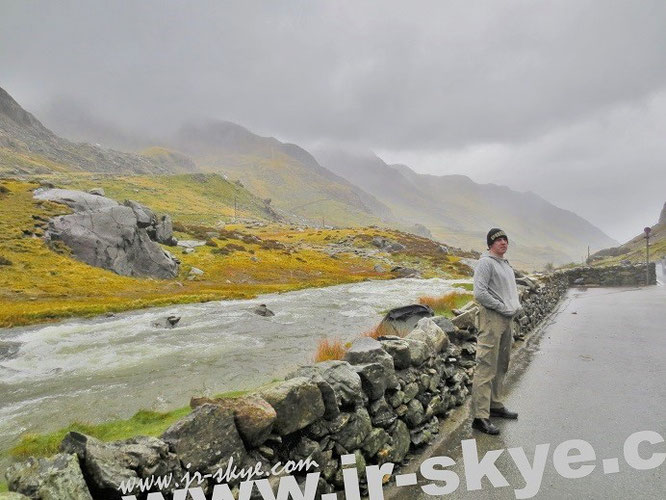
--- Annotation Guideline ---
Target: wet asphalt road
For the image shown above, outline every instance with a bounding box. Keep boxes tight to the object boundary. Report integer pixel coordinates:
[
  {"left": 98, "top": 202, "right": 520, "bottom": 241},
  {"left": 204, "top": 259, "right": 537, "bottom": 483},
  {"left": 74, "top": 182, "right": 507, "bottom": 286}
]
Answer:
[{"left": 389, "top": 285, "right": 666, "bottom": 500}]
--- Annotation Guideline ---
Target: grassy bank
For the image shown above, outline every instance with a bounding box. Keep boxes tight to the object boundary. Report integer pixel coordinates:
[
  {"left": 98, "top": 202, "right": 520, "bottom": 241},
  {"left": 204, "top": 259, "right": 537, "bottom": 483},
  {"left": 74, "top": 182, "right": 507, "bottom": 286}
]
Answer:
[{"left": 0, "top": 179, "right": 470, "bottom": 327}]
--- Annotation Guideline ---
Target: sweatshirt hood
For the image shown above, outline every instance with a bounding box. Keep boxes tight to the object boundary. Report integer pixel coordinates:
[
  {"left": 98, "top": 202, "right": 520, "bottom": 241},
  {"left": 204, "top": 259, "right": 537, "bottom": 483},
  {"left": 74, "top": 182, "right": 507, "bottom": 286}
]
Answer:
[{"left": 480, "top": 251, "right": 508, "bottom": 263}]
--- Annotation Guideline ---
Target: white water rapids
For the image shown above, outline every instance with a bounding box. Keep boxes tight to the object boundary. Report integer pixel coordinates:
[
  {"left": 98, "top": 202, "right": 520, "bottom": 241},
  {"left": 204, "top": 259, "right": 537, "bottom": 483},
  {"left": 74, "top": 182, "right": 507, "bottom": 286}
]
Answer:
[{"left": 0, "top": 277, "right": 469, "bottom": 463}]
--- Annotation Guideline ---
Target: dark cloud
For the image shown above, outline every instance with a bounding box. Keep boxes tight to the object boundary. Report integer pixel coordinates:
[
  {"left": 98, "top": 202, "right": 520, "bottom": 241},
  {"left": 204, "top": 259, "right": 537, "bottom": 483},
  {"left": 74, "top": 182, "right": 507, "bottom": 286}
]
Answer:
[{"left": 1, "top": 0, "right": 665, "bottom": 240}]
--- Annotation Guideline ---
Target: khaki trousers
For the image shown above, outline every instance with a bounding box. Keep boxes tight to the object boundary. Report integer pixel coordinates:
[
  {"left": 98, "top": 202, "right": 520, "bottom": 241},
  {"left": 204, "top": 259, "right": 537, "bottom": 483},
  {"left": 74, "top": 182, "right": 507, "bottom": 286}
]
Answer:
[{"left": 471, "top": 305, "right": 513, "bottom": 418}]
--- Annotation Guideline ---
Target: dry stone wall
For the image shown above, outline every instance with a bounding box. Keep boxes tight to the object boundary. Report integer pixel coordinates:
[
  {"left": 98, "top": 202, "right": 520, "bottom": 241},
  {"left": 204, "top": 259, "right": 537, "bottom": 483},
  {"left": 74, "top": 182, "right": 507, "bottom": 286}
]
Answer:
[
  {"left": 562, "top": 263, "right": 656, "bottom": 286},
  {"left": 5, "top": 272, "right": 572, "bottom": 499}
]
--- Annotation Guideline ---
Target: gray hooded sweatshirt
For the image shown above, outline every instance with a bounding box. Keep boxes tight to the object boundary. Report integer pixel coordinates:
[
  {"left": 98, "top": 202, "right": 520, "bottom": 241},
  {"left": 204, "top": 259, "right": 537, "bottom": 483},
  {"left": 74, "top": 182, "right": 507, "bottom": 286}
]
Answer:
[{"left": 473, "top": 252, "right": 521, "bottom": 317}]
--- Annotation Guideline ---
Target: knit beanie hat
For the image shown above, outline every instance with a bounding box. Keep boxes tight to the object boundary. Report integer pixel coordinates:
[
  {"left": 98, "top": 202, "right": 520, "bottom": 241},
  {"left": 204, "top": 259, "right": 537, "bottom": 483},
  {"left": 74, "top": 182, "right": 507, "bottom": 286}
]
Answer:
[{"left": 487, "top": 228, "right": 508, "bottom": 248}]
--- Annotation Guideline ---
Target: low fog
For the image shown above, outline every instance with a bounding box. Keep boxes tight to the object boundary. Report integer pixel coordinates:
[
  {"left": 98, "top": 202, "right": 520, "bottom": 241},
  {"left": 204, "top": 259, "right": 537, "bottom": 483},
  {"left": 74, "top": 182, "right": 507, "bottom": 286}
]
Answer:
[{"left": 1, "top": 0, "right": 665, "bottom": 241}]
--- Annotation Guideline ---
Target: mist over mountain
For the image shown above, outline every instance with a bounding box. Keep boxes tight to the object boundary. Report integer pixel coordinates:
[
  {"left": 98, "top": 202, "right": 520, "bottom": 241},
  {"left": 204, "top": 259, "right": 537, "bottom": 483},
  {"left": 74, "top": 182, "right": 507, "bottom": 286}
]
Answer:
[
  {"left": 171, "top": 120, "right": 395, "bottom": 226},
  {"left": 314, "top": 148, "right": 617, "bottom": 268},
  {"left": 0, "top": 87, "right": 192, "bottom": 175},
  {"left": 1, "top": 84, "right": 618, "bottom": 267},
  {"left": 39, "top": 96, "right": 157, "bottom": 151}
]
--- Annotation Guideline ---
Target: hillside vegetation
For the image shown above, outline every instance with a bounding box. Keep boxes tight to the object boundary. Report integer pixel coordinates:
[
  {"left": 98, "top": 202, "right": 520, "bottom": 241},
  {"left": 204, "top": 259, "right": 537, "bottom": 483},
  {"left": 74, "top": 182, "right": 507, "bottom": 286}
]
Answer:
[
  {"left": 589, "top": 203, "right": 666, "bottom": 266},
  {"left": 0, "top": 179, "right": 470, "bottom": 328}
]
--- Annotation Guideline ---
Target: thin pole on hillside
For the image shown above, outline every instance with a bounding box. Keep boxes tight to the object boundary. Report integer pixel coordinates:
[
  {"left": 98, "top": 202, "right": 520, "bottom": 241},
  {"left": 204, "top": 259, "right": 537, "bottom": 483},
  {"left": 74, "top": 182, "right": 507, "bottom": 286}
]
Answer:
[{"left": 644, "top": 227, "right": 651, "bottom": 285}]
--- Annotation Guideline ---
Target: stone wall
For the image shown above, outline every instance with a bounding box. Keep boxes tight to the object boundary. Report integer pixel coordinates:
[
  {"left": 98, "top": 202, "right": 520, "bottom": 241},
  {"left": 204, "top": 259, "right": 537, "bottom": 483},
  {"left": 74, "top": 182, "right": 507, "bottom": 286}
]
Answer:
[
  {"left": 4, "top": 273, "right": 569, "bottom": 499},
  {"left": 562, "top": 263, "right": 656, "bottom": 287}
]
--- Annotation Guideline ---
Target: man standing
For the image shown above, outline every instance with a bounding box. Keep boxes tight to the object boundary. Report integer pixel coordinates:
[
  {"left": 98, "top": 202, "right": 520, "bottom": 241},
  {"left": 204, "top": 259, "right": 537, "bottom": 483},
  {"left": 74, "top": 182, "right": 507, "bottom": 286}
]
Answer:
[{"left": 471, "top": 228, "right": 521, "bottom": 435}]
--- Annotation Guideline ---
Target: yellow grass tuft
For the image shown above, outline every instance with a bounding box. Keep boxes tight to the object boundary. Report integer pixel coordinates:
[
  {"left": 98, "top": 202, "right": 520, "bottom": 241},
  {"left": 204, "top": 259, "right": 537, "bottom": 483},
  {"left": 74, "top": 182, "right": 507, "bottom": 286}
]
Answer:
[
  {"left": 363, "top": 321, "right": 394, "bottom": 339},
  {"left": 419, "top": 291, "right": 473, "bottom": 317},
  {"left": 314, "top": 337, "right": 348, "bottom": 362}
]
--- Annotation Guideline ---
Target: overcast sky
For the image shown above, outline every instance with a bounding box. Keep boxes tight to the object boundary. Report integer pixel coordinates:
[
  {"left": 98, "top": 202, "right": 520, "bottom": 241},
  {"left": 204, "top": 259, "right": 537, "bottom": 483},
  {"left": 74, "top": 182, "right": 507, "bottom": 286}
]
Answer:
[{"left": 1, "top": 0, "right": 665, "bottom": 241}]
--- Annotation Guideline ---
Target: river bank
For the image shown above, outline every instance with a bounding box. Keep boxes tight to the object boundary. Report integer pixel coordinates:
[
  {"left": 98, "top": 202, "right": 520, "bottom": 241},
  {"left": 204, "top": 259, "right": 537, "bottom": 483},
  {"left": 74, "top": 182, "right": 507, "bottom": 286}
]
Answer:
[{"left": 0, "top": 277, "right": 470, "bottom": 471}]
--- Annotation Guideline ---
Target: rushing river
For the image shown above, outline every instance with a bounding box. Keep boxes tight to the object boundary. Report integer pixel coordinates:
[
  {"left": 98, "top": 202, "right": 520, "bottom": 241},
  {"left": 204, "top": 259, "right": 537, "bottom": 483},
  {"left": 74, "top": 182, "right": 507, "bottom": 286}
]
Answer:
[{"left": 0, "top": 277, "right": 469, "bottom": 462}]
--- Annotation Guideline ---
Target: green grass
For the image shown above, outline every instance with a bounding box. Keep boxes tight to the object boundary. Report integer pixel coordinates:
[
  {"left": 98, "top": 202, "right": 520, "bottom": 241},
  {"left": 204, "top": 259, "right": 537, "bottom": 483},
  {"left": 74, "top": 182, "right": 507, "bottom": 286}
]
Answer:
[
  {"left": 9, "top": 407, "right": 192, "bottom": 460},
  {"left": 452, "top": 282, "right": 473, "bottom": 291},
  {"left": 7, "top": 388, "right": 259, "bottom": 461}
]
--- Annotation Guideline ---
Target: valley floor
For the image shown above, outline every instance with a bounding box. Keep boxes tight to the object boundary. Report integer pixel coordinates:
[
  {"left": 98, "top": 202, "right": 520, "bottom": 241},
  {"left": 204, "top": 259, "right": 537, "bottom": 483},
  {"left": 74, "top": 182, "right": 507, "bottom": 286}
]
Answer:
[{"left": 0, "top": 180, "right": 471, "bottom": 328}]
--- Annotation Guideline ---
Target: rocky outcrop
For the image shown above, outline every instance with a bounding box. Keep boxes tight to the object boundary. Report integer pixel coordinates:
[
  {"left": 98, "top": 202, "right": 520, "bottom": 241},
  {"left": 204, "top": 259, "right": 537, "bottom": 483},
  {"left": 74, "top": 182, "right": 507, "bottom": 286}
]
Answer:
[
  {"left": 33, "top": 188, "right": 118, "bottom": 212},
  {"left": 35, "top": 189, "right": 179, "bottom": 279},
  {"left": 659, "top": 202, "right": 666, "bottom": 225}
]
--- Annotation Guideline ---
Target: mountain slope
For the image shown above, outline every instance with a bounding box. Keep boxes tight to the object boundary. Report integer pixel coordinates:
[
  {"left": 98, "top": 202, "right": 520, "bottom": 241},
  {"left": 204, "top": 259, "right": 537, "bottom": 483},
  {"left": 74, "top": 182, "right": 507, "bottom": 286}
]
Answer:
[
  {"left": 590, "top": 202, "right": 666, "bottom": 265},
  {"left": 314, "top": 149, "right": 617, "bottom": 269},
  {"left": 173, "top": 121, "right": 394, "bottom": 227},
  {"left": 0, "top": 86, "right": 193, "bottom": 175}
]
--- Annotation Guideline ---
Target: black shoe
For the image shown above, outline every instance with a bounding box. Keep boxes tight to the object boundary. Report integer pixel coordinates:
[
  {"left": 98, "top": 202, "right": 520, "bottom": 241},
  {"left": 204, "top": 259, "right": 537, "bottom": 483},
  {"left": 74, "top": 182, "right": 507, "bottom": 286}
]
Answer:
[
  {"left": 490, "top": 407, "right": 519, "bottom": 419},
  {"left": 472, "top": 418, "right": 500, "bottom": 435}
]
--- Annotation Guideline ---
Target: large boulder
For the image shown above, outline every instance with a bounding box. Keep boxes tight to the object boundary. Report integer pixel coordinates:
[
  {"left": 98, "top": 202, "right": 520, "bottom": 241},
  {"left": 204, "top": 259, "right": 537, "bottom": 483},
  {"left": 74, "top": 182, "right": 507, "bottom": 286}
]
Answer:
[
  {"left": 34, "top": 188, "right": 118, "bottom": 212},
  {"left": 379, "top": 338, "right": 412, "bottom": 369},
  {"left": 330, "top": 408, "right": 372, "bottom": 451},
  {"left": 60, "top": 432, "right": 182, "bottom": 498},
  {"left": 407, "top": 317, "right": 449, "bottom": 353},
  {"left": 161, "top": 404, "right": 247, "bottom": 473},
  {"left": 123, "top": 199, "right": 155, "bottom": 227},
  {"left": 343, "top": 337, "right": 399, "bottom": 389},
  {"left": 379, "top": 304, "right": 434, "bottom": 337},
  {"left": 190, "top": 395, "right": 276, "bottom": 448},
  {"left": 287, "top": 366, "right": 340, "bottom": 419},
  {"left": 6, "top": 453, "right": 92, "bottom": 500},
  {"left": 259, "top": 378, "right": 325, "bottom": 435},
  {"left": 353, "top": 363, "right": 387, "bottom": 401},
  {"left": 153, "top": 214, "right": 176, "bottom": 245},
  {"left": 310, "top": 361, "right": 365, "bottom": 409},
  {"left": 47, "top": 205, "right": 179, "bottom": 278},
  {"left": 403, "top": 338, "right": 431, "bottom": 365}
]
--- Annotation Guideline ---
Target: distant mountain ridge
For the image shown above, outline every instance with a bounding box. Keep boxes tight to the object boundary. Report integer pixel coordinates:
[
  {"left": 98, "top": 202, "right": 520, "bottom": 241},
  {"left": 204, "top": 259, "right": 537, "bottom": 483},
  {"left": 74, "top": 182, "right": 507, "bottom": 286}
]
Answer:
[
  {"left": 172, "top": 120, "right": 395, "bottom": 226},
  {"left": 0, "top": 86, "right": 192, "bottom": 175},
  {"left": 1, "top": 86, "right": 618, "bottom": 268},
  {"left": 314, "top": 149, "right": 617, "bottom": 268}
]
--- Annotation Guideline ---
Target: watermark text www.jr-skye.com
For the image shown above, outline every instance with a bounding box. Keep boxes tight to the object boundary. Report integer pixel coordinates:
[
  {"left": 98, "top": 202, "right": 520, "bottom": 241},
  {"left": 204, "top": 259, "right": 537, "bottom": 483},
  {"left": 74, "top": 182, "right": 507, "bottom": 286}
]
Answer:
[{"left": 119, "top": 430, "right": 665, "bottom": 499}]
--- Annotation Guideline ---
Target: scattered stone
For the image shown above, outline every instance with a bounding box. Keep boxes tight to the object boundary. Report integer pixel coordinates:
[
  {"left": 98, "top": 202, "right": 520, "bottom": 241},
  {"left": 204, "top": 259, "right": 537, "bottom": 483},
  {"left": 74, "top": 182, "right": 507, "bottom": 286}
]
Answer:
[
  {"left": 254, "top": 304, "right": 275, "bottom": 317},
  {"left": 353, "top": 363, "right": 387, "bottom": 400},
  {"left": 151, "top": 315, "right": 181, "bottom": 328},
  {"left": 287, "top": 366, "right": 340, "bottom": 419},
  {"left": 330, "top": 408, "right": 372, "bottom": 451},
  {"left": 177, "top": 240, "right": 206, "bottom": 248},
  {"left": 451, "top": 308, "right": 477, "bottom": 330},
  {"left": 403, "top": 338, "right": 431, "bottom": 366},
  {"left": 390, "top": 266, "right": 420, "bottom": 278}
]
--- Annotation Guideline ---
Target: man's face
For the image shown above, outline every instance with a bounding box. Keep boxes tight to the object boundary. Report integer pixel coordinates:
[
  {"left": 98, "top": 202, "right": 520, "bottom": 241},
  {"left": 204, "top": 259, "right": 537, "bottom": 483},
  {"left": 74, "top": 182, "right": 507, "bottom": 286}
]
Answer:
[{"left": 490, "top": 236, "right": 509, "bottom": 256}]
